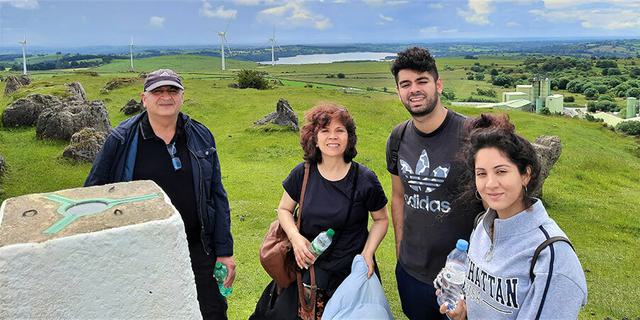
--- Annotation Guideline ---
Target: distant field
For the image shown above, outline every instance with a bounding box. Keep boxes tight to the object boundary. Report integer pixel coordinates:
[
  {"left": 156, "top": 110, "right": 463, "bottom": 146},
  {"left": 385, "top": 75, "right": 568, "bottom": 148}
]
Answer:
[
  {"left": 95, "top": 54, "right": 257, "bottom": 73},
  {"left": 1, "top": 55, "right": 639, "bottom": 319}
]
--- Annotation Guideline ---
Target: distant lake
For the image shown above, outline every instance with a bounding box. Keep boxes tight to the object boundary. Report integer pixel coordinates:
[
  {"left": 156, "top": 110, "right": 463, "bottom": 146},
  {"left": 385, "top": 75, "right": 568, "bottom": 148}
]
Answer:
[{"left": 259, "top": 52, "right": 396, "bottom": 65}]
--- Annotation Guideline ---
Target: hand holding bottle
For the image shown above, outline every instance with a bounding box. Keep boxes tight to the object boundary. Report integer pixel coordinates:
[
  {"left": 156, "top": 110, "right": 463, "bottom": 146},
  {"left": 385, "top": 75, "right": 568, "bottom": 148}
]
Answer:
[{"left": 291, "top": 232, "right": 316, "bottom": 269}]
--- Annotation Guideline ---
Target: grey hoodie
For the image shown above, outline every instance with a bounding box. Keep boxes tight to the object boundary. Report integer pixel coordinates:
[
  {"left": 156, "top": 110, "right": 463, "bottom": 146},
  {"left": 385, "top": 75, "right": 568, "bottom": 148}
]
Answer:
[{"left": 465, "top": 200, "right": 587, "bottom": 320}]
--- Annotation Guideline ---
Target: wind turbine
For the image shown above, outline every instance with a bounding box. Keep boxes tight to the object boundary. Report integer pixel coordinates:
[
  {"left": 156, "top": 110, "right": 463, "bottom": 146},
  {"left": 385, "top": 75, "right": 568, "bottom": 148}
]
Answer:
[
  {"left": 218, "top": 21, "right": 232, "bottom": 71},
  {"left": 268, "top": 27, "right": 279, "bottom": 67},
  {"left": 18, "top": 35, "right": 27, "bottom": 75},
  {"left": 129, "top": 36, "right": 134, "bottom": 71}
]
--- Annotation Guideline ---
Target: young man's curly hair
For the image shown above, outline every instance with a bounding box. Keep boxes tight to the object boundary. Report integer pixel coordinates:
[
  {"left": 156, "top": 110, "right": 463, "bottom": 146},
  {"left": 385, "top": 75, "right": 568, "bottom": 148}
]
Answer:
[
  {"left": 391, "top": 47, "right": 439, "bottom": 83},
  {"left": 300, "top": 103, "right": 357, "bottom": 164}
]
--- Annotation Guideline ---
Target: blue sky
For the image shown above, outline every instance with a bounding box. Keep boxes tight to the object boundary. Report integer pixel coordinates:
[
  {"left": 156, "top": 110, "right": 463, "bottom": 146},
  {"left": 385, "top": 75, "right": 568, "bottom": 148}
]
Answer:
[{"left": 0, "top": 0, "right": 639, "bottom": 48}]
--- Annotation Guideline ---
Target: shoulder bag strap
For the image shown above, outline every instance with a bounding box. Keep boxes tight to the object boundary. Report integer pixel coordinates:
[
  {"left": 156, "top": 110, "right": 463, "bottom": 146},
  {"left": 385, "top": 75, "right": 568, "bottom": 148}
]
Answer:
[
  {"left": 296, "top": 162, "right": 310, "bottom": 230},
  {"left": 296, "top": 162, "right": 316, "bottom": 315},
  {"left": 389, "top": 120, "right": 410, "bottom": 174},
  {"left": 529, "top": 236, "right": 574, "bottom": 282}
]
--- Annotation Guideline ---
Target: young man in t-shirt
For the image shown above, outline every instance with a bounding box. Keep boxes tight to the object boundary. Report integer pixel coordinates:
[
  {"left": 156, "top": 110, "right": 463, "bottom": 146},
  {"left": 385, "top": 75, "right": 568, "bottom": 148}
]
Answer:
[{"left": 386, "top": 47, "right": 481, "bottom": 319}]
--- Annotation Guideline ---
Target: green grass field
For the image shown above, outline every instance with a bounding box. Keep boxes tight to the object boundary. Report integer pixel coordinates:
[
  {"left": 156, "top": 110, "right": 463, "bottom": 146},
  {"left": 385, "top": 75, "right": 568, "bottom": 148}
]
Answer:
[{"left": 1, "top": 54, "right": 639, "bottom": 319}]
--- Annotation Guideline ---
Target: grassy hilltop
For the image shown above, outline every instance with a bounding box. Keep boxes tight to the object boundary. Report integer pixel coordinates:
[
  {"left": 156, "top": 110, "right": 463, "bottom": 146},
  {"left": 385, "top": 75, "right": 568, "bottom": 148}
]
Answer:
[{"left": 1, "top": 54, "right": 639, "bottom": 319}]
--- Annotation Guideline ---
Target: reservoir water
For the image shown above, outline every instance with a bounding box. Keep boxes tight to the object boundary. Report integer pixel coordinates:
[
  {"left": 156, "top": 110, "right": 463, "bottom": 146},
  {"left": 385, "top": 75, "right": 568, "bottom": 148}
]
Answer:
[{"left": 259, "top": 52, "right": 396, "bottom": 65}]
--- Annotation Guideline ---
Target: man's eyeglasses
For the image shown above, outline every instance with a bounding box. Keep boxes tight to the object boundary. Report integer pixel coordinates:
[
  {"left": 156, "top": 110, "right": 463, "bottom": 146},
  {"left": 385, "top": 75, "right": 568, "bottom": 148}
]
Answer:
[
  {"left": 167, "top": 142, "right": 182, "bottom": 171},
  {"left": 150, "top": 87, "right": 182, "bottom": 96}
]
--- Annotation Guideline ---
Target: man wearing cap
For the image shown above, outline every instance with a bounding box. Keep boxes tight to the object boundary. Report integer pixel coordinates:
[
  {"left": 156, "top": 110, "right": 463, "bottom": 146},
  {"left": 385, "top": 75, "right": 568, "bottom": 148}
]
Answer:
[{"left": 85, "top": 69, "right": 235, "bottom": 319}]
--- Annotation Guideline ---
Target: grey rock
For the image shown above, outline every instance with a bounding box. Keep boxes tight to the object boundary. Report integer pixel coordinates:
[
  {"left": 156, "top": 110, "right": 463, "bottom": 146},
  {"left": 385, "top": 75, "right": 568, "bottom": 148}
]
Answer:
[
  {"left": 62, "top": 128, "right": 107, "bottom": 162},
  {"left": 3, "top": 75, "right": 31, "bottom": 95},
  {"left": 2, "top": 94, "right": 62, "bottom": 127},
  {"left": 255, "top": 98, "right": 299, "bottom": 131},
  {"left": 101, "top": 77, "right": 137, "bottom": 93},
  {"left": 36, "top": 100, "right": 111, "bottom": 141},
  {"left": 120, "top": 99, "right": 143, "bottom": 115},
  {"left": 66, "top": 82, "right": 87, "bottom": 102},
  {"left": 532, "top": 135, "right": 562, "bottom": 199},
  {"left": 0, "top": 154, "right": 6, "bottom": 178}
]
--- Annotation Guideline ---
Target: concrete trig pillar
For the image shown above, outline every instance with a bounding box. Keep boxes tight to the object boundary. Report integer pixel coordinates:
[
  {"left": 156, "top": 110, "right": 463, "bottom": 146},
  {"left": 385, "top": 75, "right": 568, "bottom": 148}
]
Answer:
[
  {"left": 627, "top": 97, "right": 638, "bottom": 119},
  {"left": 0, "top": 180, "right": 201, "bottom": 319}
]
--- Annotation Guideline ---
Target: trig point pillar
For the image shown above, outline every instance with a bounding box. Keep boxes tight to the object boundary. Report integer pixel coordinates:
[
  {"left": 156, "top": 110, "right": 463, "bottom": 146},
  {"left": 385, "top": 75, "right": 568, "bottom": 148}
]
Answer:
[{"left": 0, "top": 180, "right": 201, "bottom": 319}]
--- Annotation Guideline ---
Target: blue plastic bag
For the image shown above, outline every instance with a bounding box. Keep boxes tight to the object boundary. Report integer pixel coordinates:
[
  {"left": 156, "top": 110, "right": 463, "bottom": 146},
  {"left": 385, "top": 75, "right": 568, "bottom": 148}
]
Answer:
[{"left": 323, "top": 255, "right": 393, "bottom": 319}]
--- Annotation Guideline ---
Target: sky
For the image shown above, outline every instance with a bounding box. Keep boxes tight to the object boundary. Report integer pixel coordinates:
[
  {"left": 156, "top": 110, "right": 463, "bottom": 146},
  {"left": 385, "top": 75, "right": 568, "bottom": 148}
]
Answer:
[{"left": 0, "top": 0, "right": 639, "bottom": 49}]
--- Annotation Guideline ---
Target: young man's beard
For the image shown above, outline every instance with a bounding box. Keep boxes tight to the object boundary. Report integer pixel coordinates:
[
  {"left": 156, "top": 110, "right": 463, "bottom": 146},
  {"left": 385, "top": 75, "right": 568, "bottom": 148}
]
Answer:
[{"left": 404, "top": 95, "right": 439, "bottom": 117}]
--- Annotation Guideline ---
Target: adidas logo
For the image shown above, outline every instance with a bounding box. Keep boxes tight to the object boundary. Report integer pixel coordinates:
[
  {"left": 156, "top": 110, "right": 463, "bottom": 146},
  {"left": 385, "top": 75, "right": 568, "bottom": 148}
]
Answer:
[{"left": 400, "top": 150, "right": 450, "bottom": 193}]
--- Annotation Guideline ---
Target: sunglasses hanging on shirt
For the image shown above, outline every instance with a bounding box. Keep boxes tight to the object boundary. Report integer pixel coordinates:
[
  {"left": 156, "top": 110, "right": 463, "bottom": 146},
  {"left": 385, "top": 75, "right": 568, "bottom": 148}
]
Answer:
[{"left": 166, "top": 142, "right": 182, "bottom": 171}]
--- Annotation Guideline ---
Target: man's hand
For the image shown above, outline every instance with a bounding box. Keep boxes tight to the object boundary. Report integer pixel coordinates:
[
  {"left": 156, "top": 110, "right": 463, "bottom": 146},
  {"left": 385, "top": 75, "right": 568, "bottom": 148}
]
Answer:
[{"left": 216, "top": 256, "right": 236, "bottom": 288}]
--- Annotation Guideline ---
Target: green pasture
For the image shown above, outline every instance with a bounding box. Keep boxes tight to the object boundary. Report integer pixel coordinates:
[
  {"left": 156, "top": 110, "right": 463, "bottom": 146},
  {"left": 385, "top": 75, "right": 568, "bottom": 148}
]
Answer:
[
  {"left": 95, "top": 54, "right": 257, "bottom": 73},
  {"left": 0, "top": 55, "right": 639, "bottom": 319}
]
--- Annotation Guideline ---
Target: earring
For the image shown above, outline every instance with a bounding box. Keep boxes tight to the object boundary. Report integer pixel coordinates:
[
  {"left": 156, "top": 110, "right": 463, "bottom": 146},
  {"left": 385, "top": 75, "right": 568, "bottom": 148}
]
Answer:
[
  {"left": 523, "top": 185, "right": 528, "bottom": 195},
  {"left": 475, "top": 190, "right": 482, "bottom": 200}
]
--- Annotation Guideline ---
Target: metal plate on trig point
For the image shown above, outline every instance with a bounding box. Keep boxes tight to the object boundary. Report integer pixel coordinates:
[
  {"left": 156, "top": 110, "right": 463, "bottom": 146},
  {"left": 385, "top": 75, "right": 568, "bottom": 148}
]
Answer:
[{"left": 0, "top": 180, "right": 173, "bottom": 246}]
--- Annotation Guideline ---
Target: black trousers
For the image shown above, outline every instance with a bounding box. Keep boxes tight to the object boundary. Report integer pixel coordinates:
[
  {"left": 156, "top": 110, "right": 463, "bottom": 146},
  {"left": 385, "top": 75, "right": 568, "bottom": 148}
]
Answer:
[{"left": 189, "top": 242, "right": 228, "bottom": 320}]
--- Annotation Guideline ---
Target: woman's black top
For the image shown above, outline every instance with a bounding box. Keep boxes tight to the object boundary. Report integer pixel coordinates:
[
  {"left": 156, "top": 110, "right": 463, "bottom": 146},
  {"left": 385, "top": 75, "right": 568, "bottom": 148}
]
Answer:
[{"left": 283, "top": 161, "right": 387, "bottom": 276}]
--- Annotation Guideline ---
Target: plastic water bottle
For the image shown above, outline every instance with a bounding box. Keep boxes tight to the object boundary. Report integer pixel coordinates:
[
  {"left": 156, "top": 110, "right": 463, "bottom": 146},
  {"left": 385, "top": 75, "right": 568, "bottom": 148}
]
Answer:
[
  {"left": 309, "top": 228, "right": 335, "bottom": 257},
  {"left": 437, "top": 239, "right": 469, "bottom": 311},
  {"left": 214, "top": 262, "right": 233, "bottom": 298}
]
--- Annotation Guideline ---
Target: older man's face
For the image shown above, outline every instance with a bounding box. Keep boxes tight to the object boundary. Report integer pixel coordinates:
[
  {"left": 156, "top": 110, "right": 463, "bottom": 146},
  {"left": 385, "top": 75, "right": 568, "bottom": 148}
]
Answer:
[{"left": 141, "top": 85, "right": 184, "bottom": 119}]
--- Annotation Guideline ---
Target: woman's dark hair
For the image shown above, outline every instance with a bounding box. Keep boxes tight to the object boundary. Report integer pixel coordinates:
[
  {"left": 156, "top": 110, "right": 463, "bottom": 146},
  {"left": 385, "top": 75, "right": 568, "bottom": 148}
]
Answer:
[
  {"left": 460, "top": 113, "right": 541, "bottom": 208},
  {"left": 300, "top": 103, "right": 357, "bottom": 164},
  {"left": 391, "top": 47, "right": 439, "bottom": 84}
]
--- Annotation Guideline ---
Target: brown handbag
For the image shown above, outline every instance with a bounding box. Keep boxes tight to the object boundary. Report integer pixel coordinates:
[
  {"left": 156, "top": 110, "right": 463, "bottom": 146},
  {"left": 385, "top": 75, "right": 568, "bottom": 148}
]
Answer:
[{"left": 259, "top": 163, "right": 310, "bottom": 289}]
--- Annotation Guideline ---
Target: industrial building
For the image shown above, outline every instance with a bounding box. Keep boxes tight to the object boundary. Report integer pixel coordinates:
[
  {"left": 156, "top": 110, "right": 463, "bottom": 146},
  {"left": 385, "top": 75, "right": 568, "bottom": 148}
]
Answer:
[{"left": 502, "top": 77, "right": 563, "bottom": 114}]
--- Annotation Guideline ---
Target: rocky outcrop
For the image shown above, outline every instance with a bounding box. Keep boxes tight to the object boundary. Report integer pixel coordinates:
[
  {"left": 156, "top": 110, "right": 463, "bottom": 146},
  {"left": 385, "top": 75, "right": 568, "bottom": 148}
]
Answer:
[
  {"left": 101, "top": 78, "right": 137, "bottom": 93},
  {"left": 0, "top": 154, "right": 6, "bottom": 178},
  {"left": 120, "top": 99, "right": 143, "bottom": 115},
  {"left": 66, "top": 82, "right": 87, "bottom": 102},
  {"left": 3, "top": 75, "right": 31, "bottom": 95},
  {"left": 36, "top": 100, "right": 111, "bottom": 141},
  {"left": 62, "top": 128, "right": 107, "bottom": 162},
  {"left": 2, "top": 94, "right": 62, "bottom": 127},
  {"left": 532, "top": 135, "right": 562, "bottom": 199},
  {"left": 255, "top": 98, "right": 299, "bottom": 131}
]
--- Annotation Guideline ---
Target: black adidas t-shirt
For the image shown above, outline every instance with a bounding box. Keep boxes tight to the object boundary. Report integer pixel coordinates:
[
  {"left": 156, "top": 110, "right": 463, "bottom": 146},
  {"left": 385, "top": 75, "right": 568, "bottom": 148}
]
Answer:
[
  {"left": 283, "top": 162, "right": 387, "bottom": 276},
  {"left": 386, "top": 110, "right": 482, "bottom": 283}
]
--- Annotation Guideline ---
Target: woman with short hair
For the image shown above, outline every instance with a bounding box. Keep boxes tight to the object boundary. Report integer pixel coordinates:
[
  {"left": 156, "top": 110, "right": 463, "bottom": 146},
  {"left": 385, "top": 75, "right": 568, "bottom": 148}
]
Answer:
[{"left": 251, "top": 103, "right": 389, "bottom": 319}]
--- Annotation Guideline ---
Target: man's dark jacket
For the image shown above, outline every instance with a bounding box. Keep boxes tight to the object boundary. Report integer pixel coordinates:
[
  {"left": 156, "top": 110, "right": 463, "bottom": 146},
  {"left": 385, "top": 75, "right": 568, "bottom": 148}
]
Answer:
[{"left": 85, "top": 111, "right": 233, "bottom": 257}]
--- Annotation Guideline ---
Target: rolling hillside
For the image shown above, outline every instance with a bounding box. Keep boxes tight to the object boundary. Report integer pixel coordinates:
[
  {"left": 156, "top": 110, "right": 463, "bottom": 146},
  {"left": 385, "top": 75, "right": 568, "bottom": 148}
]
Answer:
[{"left": 1, "top": 56, "right": 639, "bottom": 319}]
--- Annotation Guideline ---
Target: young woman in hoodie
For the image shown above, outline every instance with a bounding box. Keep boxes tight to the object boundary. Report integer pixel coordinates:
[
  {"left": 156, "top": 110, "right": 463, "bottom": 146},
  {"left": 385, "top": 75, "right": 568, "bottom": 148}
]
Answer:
[{"left": 439, "top": 113, "right": 587, "bottom": 320}]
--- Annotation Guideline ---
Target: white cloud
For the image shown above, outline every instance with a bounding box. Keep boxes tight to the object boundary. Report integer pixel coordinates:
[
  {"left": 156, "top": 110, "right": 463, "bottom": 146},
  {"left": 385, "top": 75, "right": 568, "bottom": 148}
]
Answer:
[
  {"left": 506, "top": 21, "right": 520, "bottom": 27},
  {"left": 530, "top": 7, "right": 640, "bottom": 30},
  {"left": 233, "top": 0, "right": 278, "bottom": 5},
  {"left": 0, "top": 0, "right": 39, "bottom": 9},
  {"left": 149, "top": 16, "right": 165, "bottom": 28},
  {"left": 458, "top": 0, "right": 493, "bottom": 25},
  {"left": 419, "top": 26, "right": 459, "bottom": 37},
  {"left": 234, "top": 0, "right": 261, "bottom": 5},
  {"left": 200, "top": 1, "right": 237, "bottom": 19},
  {"left": 379, "top": 14, "right": 394, "bottom": 22},
  {"left": 430, "top": 3, "right": 444, "bottom": 9},
  {"left": 258, "top": 2, "right": 332, "bottom": 30},
  {"left": 363, "top": 0, "right": 408, "bottom": 6},
  {"left": 542, "top": 0, "right": 638, "bottom": 9}
]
